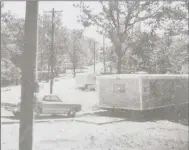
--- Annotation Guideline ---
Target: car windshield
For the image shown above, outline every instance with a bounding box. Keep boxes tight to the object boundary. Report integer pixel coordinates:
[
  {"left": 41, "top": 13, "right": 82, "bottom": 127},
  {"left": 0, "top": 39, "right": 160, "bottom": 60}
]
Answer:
[{"left": 43, "top": 95, "right": 62, "bottom": 102}]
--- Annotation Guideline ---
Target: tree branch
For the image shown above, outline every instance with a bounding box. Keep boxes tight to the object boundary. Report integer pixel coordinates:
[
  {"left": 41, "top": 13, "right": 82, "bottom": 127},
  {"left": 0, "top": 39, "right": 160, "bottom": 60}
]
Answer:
[
  {"left": 127, "top": 1, "right": 161, "bottom": 29},
  {"left": 122, "top": 43, "right": 131, "bottom": 56},
  {"left": 98, "top": 1, "right": 116, "bottom": 30},
  {"left": 116, "top": 1, "right": 120, "bottom": 36},
  {"left": 124, "top": 1, "right": 139, "bottom": 34}
]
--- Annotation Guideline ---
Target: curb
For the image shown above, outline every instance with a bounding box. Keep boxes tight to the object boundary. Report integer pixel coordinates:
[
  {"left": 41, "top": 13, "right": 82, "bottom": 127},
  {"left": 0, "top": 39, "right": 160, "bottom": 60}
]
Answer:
[
  {"left": 73, "top": 118, "right": 127, "bottom": 125},
  {"left": 77, "top": 110, "right": 105, "bottom": 117},
  {"left": 1, "top": 119, "right": 64, "bottom": 125},
  {"left": 1, "top": 121, "right": 19, "bottom": 125},
  {"left": 1, "top": 110, "right": 105, "bottom": 125}
]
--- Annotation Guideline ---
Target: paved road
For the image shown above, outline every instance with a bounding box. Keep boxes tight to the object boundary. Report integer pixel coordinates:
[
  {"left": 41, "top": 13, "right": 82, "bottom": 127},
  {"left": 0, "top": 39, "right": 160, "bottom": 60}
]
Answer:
[
  {"left": 1, "top": 76, "right": 98, "bottom": 116},
  {"left": 1, "top": 63, "right": 103, "bottom": 117}
]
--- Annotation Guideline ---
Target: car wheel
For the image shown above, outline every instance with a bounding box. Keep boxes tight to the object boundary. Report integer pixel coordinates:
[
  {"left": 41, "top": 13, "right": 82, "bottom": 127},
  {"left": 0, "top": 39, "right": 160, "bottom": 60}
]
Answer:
[
  {"left": 84, "top": 84, "right": 88, "bottom": 90},
  {"left": 12, "top": 111, "right": 20, "bottom": 118},
  {"left": 67, "top": 109, "right": 76, "bottom": 118},
  {"left": 90, "top": 88, "right": 95, "bottom": 91},
  {"left": 80, "top": 87, "right": 85, "bottom": 91},
  {"left": 51, "top": 114, "right": 58, "bottom": 117}
]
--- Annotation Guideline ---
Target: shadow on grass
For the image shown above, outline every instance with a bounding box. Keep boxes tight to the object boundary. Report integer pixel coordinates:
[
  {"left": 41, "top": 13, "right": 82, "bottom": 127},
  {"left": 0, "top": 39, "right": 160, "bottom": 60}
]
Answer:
[{"left": 93, "top": 104, "right": 188, "bottom": 126}]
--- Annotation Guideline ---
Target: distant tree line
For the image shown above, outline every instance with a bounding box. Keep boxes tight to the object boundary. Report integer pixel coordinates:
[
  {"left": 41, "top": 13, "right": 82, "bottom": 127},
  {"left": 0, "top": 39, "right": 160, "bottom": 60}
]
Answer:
[
  {"left": 1, "top": 1, "right": 188, "bottom": 86},
  {"left": 1, "top": 4, "right": 97, "bottom": 86}
]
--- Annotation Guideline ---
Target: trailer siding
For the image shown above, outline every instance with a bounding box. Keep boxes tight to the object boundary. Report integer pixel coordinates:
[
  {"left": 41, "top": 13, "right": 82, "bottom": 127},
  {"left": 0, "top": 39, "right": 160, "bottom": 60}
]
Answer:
[
  {"left": 97, "top": 74, "right": 188, "bottom": 110},
  {"left": 97, "top": 77, "right": 141, "bottom": 110},
  {"left": 75, "top": 73, "right": 96, "bottom": 88},
  {"left": 141, "top": 76, "right": 189, "bottom": 109}
]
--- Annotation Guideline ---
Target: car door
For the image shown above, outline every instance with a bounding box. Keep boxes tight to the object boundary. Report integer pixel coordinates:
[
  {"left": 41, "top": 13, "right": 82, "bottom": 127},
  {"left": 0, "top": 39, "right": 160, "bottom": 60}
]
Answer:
[{"left": 42, "top": 95, "right": 68, "bottom": 114}]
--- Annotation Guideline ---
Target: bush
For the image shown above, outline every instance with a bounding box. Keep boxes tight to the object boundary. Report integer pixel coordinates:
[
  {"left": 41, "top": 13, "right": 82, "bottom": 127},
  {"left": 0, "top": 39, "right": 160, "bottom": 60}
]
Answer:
[{"left": 1, "top": 59, "right": 21, "bottom": 86}]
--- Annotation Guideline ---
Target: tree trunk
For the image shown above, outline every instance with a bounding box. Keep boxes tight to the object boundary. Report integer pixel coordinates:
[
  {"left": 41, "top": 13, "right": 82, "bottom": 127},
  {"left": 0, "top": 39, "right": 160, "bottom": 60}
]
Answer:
[
  {"left": 102, "top": 46, "right": 106, "bottom": 73},
  {"left": 50, "top": 57, "right": 54, "bottom": 94},
  {"left": 72, "top": 45, "right": 76, "bottom": 78},
  {"left": 73, "top": 63, "right": 76, "bottom": 77},
  {"left": 110, "top": 63, "right": 112, "bottom": 73},
  {"left": 115, "top": 45, "right": 122, "bottom": 74},
  {"left": 19, "top": 2, "right": 38, "bottom": 150},
  {"left": 110, "top": 49, "right": 114, "bottom": 74},
  {"left": 40, "top": 50, "right": 43, "bottom": 82},
  {"left": 93, "top": 42, "right": 96, "bottom": 73},
  {"left": 117, "top": 56, "right": 121, "bottom": 74},
  {"left": 103, "top": 56, "right": 106, "bottom": 73},
  {"left": 47, "top": 60, "right": 50, "bottom": 82},
  {"left": 16, "top": 78, "right": 18, "bottom": 85},
  {"left": 116, "top": 48, "right": 123, "bottom": 74}
]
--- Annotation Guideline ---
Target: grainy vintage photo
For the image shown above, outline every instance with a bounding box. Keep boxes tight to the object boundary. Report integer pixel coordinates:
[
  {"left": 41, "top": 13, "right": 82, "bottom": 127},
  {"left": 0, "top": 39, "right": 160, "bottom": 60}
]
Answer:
[{"left": 1, "top": 1, "right": 189, "bottom": 150}]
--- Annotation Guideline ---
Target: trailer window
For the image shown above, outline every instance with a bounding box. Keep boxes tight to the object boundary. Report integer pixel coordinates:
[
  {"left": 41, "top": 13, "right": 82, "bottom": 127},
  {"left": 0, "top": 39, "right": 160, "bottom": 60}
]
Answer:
[{"left": 113, "top": 84, "right": 125, "bottom": 93}]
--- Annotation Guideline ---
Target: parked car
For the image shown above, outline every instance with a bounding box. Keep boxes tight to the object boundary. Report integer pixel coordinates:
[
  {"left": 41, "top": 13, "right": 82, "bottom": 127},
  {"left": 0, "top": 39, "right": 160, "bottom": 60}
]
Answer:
[
  {"left": 3, "top": 94, "right": 82, "bottom": 118},
  {"left": 75, "top": 73, "right": 96, "bottom": 91}
]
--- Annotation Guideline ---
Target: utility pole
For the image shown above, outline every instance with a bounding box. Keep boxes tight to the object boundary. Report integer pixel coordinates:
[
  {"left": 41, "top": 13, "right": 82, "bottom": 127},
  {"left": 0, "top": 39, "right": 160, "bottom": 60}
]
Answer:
[
  {"left": 40, "top": 47, "right": 43, "bottom": 81},
  {"left": 19, "top": 2, "right": 38, "bottom": 150},
  {"left": 50, "top": 8, "right": 55, "bottom": 94},
  {"left": 94, "top": 41, "right": 96, "bottom": 74},
  {"left": 103, "top": 35, "right": 106, "bottom": 73},
  {"left": 44, "top": 8, "right": 62, "bottom": 94}
]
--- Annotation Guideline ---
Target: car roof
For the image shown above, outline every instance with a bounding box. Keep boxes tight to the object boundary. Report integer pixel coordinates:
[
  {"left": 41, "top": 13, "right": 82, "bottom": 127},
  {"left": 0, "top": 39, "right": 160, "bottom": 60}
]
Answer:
[{"left": 36, "top": 94, "right": 59, "bottom": 99}]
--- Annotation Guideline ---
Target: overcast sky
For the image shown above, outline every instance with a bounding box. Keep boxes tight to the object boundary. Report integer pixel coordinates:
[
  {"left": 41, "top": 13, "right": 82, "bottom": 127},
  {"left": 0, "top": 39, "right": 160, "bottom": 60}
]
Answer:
[
  {"left": 2, "top": 1, "right": 185, "bottom": 46},
  {"left": 2, "top": 1, "right": 109, "bottom": 45}
]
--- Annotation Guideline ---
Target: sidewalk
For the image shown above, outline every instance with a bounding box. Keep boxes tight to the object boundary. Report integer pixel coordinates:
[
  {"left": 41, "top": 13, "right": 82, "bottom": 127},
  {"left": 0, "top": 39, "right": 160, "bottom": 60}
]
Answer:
[{"left": 1, "top": 110, "right": 105, "bottom": 125}]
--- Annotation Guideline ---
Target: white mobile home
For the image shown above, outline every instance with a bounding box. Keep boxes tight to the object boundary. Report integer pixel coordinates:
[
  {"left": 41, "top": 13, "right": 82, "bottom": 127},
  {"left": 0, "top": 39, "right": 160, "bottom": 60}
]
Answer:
[
  {"left": 97, "top": 74, "right": 188, "bottom": 110},
  {"left": 75, "top": 73, "right": 96, "bottom": 90}
]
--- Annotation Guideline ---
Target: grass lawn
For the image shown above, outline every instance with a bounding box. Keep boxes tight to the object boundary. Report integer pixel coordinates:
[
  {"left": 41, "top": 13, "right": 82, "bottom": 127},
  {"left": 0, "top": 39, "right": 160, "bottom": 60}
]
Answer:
[{"left": 1, "top": 119, "right": 188, "bottom": 150}]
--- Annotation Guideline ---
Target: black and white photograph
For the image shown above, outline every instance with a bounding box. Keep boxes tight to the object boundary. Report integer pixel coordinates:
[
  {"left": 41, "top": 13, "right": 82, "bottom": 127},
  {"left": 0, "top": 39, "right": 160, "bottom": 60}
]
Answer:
[{"left": 1, "top": 1, "right": 189, "bottom": 150}]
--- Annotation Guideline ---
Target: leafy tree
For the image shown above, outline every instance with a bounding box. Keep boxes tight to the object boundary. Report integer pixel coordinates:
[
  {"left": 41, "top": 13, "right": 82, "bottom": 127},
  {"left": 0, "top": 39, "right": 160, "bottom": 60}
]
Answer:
[
  {"left": 75, "top": 1, "right": 188, "bottom": 74},
  {"left": 1, "top": 58, "right": 21, "bottom": 86},
  {"left": 75, "top": 1, "right": 168, "bottom": 73},
  {"left": 37, "top": 12, "right": 66, "bottom": 79},
  {"left": 1, "top": 10, "right": 23, "bottom": 85},
  {"left": 82, "top": 37, "right": 97, "bottom": 65},
  {"left": 1, "top": 11, "right": 24, "bottom": 67},
  {"left": 64, "top": 29, "right": 84, "bottom": 77},
  {"left": 168, "top": 35, "right": 188, "bottom": 74},
  {"left": 1, "top": 2, "right": 4, "bottom": 8}
]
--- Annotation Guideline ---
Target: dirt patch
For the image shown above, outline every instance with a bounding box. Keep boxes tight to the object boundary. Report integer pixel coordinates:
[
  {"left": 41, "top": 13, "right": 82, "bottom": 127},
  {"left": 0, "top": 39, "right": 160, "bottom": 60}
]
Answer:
[
  {"left": 74, "top": 115, "right": 126, "bottom": 125},
  {"left": 94, "top": 106, "right": 189, "bottom": 127}
]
